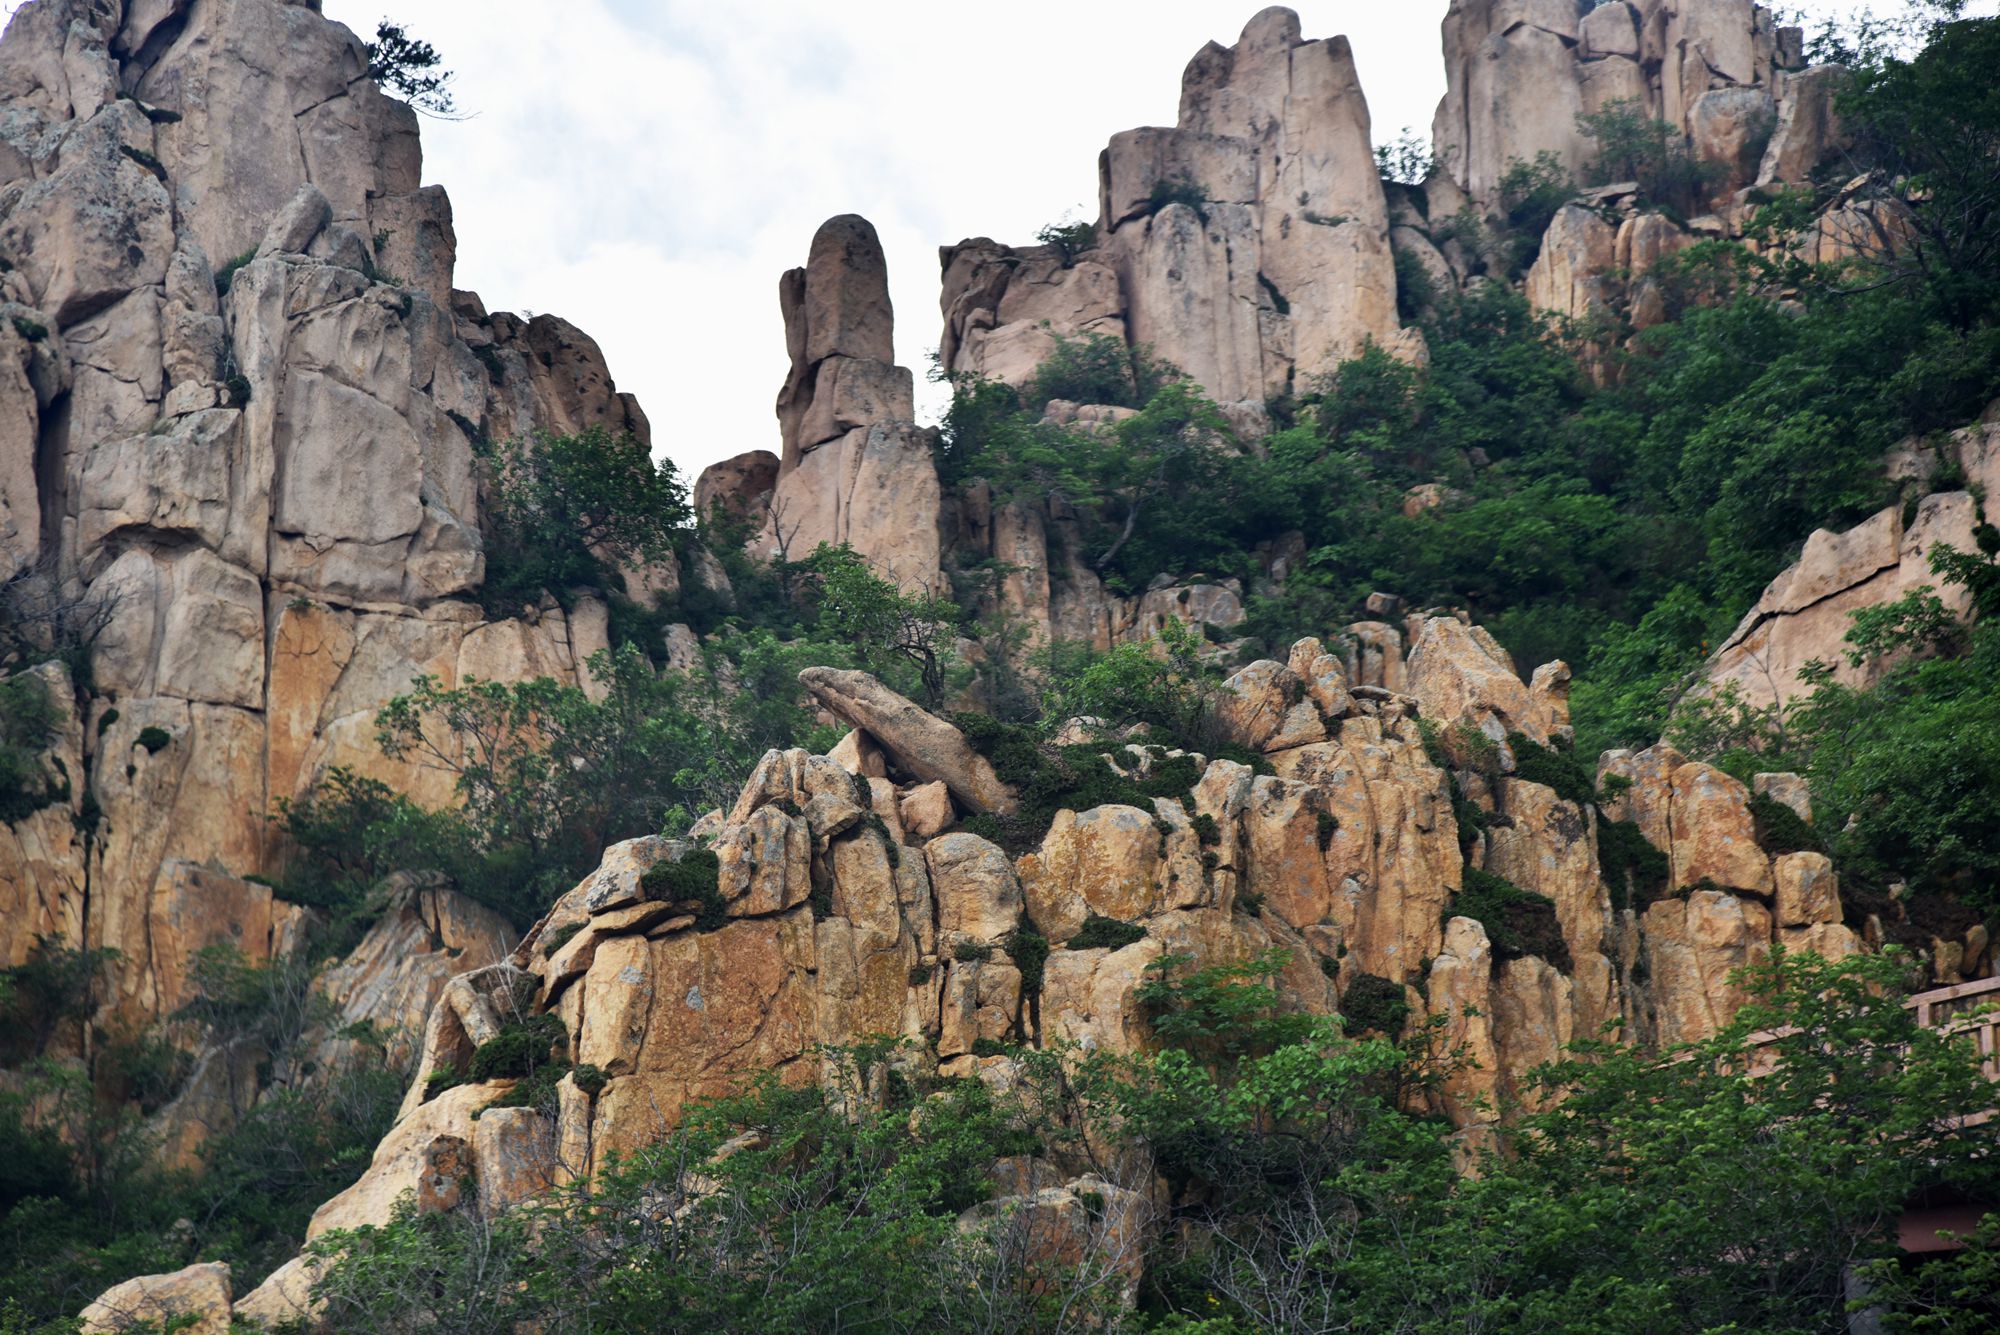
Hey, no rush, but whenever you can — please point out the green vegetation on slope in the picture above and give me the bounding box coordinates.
[288,950,1999,1334]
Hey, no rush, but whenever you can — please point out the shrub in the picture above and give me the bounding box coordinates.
[1022,331,1164,412]
[468,1014,566,1083]
[0,673,61,824]
[1340,972,1410,1036]
[1578,98,1722,216]
[364,20,457,115]
[213,247,256,297]
[1144,173,1208,221]
[1597,816,1670,913]
[1067,915,1146,951]
[1506,731,1597,806]
[641,849,726,930]
[1497,151,1574,272]
[134,726,171,755]
[1004,927,1049,994]
[479,427,691,615]
[1034,218,1097,265]
[1449,867,1571,970]
[1749,792,1823,856]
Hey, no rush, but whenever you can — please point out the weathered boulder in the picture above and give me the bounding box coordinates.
[960,1174,1151,1308]
[798,668,1017,814]
[694,448,779,523]
[81,1261,232,1335]
[929,832,1024,944]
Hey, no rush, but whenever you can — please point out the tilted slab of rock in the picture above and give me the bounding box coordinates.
[798,668,1017,814]
[1704,430,1997,711]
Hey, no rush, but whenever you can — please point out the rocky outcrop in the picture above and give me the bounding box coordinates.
[80,1261,233,1335]
[0,0,644,1048]
[940,9,1406,426]
[1704,419,1999,713]
[765,215,940,593]
[1433,0,1802,213]
[157,603,1978,1318]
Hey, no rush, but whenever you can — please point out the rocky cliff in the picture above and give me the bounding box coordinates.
[225,609,1952,1324]
[0,0,653,1050]
[0,3,1986,1327]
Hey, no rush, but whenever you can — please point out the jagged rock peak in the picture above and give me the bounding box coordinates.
[765,213,939,593]
[942,6,1412,430]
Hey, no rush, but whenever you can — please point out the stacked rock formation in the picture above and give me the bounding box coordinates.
[0,0,652,1041]
[216,607,1961,1326]
[1433,0,1804,212]
[939,8,1411,426]
[764,214,941,593]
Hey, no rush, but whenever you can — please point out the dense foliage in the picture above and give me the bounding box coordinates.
[288,950,1999,1334]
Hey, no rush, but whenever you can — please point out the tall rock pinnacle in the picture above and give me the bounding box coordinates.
[766,215,941,593]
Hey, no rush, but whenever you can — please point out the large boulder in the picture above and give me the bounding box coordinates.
[798,668,1017,814]
[82,1261,232,1335]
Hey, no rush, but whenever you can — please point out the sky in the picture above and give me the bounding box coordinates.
[0,1,1964,482]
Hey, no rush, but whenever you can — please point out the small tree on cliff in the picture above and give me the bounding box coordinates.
[802,544,959,707]
[479,427,692,616]
[364,20,458,116]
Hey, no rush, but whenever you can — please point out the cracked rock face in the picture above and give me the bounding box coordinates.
[1703,423,2000,711]
[0,0,644,1050]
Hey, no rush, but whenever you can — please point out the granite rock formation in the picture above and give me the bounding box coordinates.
[0,0,644,1046]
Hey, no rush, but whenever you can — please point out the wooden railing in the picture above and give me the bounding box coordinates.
[1909,974,2000,1081]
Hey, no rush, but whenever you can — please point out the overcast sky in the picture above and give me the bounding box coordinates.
[0,1,1956,482]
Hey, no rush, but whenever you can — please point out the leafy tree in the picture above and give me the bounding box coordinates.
[801,543,959,706]
[364,20,457,116]
[1578,98,1723,217]
[1496,151,1575,273]
[1036,217,1098,265]
[479,427,691,616]
[1825,4,2000,325]
[0,672,61,824]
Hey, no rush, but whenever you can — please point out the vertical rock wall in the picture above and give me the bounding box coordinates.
[0,0,648,1037]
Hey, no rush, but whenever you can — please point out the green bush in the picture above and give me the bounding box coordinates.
[478,426,691,616]
[0,674,61,824]
[1597,815,1670,913]
[1450,868,1572,970]
[641,849,726,930]
[1067,915,1146,951]
[1506,731,1597,806]
[1339,972,1410,1036]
